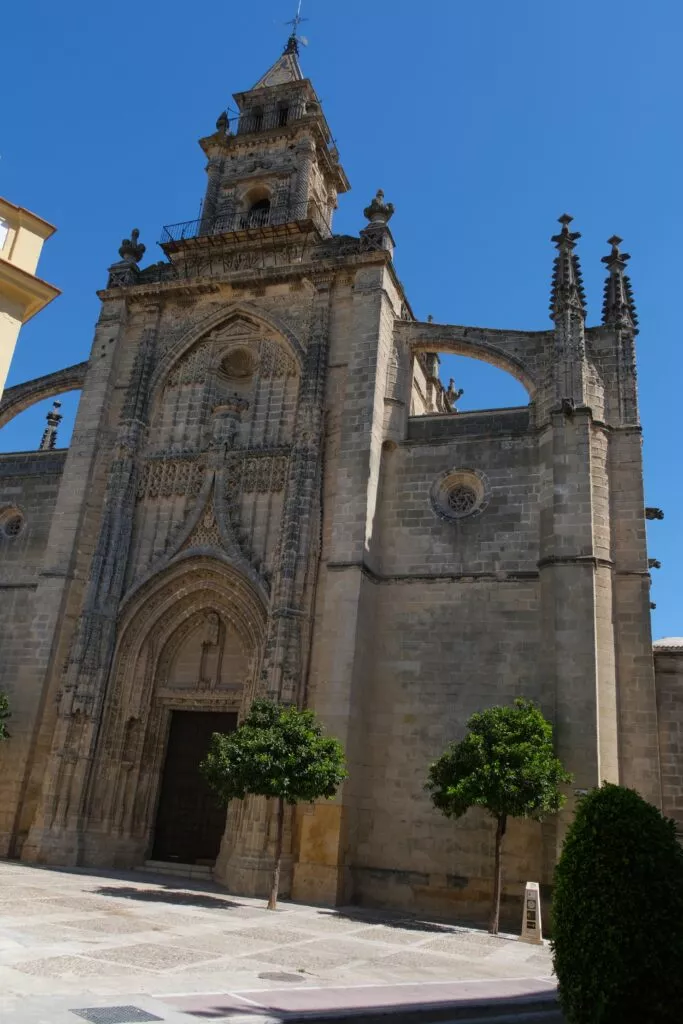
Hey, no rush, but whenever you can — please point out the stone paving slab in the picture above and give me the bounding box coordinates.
[0,862,558,1022]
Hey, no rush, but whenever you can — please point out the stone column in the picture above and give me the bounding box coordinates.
[538,407,619,862]
[200,158,224,233]
[293,138,315,221]
[291,262,397,905]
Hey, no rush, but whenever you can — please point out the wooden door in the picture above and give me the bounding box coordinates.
[152,710,237,864]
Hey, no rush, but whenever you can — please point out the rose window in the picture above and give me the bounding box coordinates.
[446,485,478,516]
[1,513,24,538]
[430,470,488,522]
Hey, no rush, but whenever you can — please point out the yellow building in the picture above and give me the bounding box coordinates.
[0,197,60,399]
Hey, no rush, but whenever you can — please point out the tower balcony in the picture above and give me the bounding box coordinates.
[159,199,331,255]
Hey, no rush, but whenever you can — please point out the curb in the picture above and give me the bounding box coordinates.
[280,994,562,1023]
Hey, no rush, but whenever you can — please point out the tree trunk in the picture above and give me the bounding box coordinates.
[267,796,285,911]
[489,813,507,935]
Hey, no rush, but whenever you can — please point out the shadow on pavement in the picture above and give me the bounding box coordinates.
[181,989,562,1022]
[324,908,460,934]
[93,885,242,911]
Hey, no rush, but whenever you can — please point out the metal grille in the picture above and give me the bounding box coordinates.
[71,1007,162,1023]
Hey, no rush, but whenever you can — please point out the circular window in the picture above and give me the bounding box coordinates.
[447,485,478,516]
[221,347,255,381]
[430,469,489,523]
[1,512,24,538]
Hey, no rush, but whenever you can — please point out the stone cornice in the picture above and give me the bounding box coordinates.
[96,247,396,303]
[325,561,539,585]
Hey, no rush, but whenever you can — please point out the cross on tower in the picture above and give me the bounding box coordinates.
[285,0,308,53]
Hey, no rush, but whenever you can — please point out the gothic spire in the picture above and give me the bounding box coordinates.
[39,401,62,451]
[601,235,639,332]
[550,214,587,321]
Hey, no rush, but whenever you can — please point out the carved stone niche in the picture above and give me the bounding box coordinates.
[157,608,252,694]
[211,395,249,447]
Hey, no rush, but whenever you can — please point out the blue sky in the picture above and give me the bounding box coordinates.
[1,0,680,637]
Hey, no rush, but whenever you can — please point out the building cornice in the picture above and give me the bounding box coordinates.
[0,197,57,240]
[0,257,60,321]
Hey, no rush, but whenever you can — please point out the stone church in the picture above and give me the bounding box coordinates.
[1,37,681,920]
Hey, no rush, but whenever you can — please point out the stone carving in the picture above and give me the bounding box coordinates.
[137,459,203,502]
[167,342,211,386]
[199,611,223,687]
[431,468,489,523]
[118,228,146,265]
[447,485,477,516]
[242,455,288,493]
[182,505,223,550]
[259,339,296,378]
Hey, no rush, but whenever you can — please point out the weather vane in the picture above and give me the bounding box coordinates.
[285,0,309,50]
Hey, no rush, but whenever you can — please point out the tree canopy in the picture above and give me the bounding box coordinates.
[426,697,571,932]
[201,698,347,910]
[426,697,571,822]
[552,783,683,1023]
[201,698,347,806]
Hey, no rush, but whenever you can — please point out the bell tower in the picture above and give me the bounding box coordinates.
[178,37,349,251]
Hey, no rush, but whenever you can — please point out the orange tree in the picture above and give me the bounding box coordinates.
[426,697,571,933]
[201,698,347,910]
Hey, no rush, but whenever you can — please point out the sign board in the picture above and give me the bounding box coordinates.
[519,880,543,944]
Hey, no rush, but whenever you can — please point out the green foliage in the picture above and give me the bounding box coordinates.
[552,783,683,1024]
[426,698,571,822]
[200,698,347,807]
[0,693,10,740]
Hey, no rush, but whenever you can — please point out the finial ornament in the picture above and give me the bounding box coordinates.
[39,400,63,451]
[446,378,464,410]
[602,234,638,331]
[363,189,395,226]
[118,228,146,264]
[550,213,586,320]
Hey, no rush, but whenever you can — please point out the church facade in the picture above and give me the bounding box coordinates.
[0,40,679,921]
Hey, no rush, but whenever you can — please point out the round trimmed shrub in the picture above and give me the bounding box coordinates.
[552,783,683,1023]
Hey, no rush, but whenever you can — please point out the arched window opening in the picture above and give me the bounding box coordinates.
[277,103,289,128]
[410,353,529,417]
[247,197,271,227]
[240,187,272,229]
[0,390,81,453]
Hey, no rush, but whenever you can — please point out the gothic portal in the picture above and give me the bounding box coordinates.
[0,36,676,922]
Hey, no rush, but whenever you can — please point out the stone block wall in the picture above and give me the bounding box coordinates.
[0,450,66,855]
[654,643,683,828]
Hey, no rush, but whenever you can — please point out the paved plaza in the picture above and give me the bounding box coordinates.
[0,862,558,1022]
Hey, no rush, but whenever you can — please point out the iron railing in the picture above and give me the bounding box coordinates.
[160,200,331,246]
[221,105,305,137]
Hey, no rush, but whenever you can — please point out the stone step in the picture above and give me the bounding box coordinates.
[136,859,214,880]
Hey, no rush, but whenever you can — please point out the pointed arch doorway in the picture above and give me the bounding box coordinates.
[152,709,236,864]
[81,559,267,870]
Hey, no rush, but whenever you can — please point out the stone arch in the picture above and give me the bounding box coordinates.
[151,302,306,403]
[0,361,87,429]
[398,322,543,400]
[83,557,267,865]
